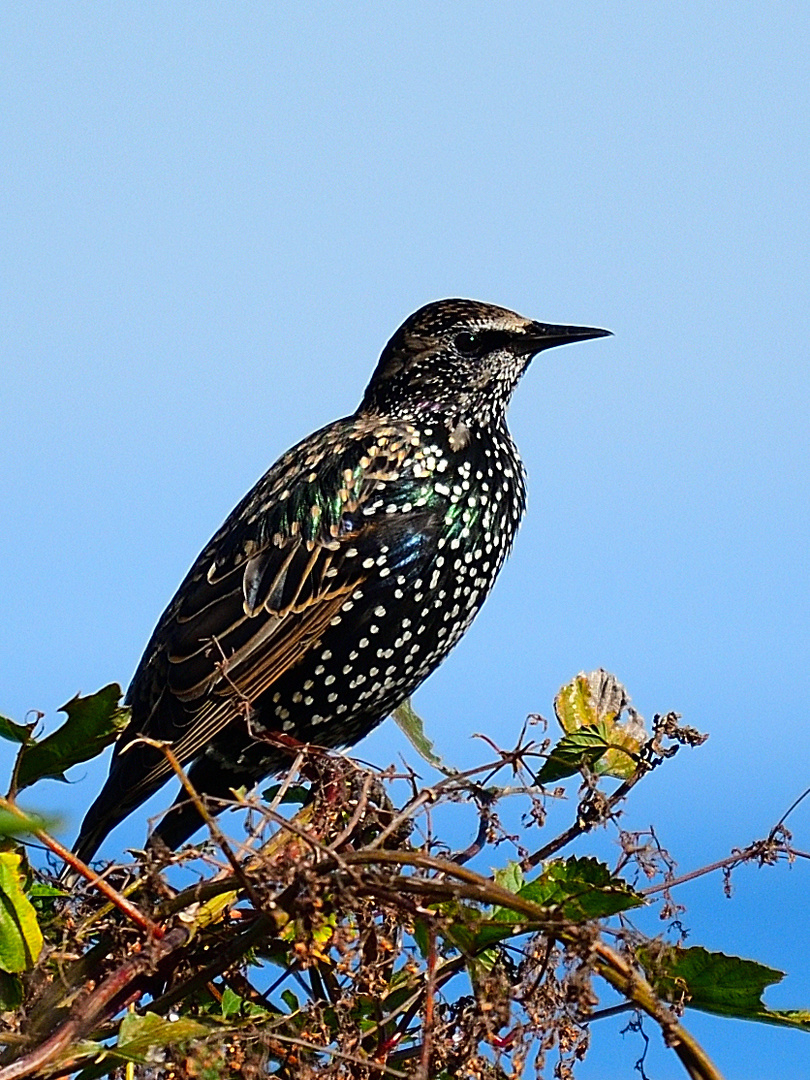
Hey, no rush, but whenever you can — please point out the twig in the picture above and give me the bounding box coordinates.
[366,788,436,851]
[641,835,793,897]
[450,799,492,865]
[584,1002,636,1023]
[769,785,810,838]
[246,1032,410,1078]
[266,748,308,816]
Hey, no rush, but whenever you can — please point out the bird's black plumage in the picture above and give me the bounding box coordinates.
[70,299,610,866]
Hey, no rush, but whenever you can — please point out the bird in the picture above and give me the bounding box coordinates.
[68,298,610,868]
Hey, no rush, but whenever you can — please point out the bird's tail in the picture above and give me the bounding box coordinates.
[57,740,171,886]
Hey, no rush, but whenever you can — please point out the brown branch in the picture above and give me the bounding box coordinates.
[521,771,645,871]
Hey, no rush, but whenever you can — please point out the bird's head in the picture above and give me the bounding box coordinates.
[359,298,610,424]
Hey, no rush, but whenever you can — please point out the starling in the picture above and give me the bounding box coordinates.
[69,299,610,866]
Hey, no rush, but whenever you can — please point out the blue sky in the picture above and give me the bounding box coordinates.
[2,4,809,1076]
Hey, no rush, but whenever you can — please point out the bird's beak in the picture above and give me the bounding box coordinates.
[517,322,612,355]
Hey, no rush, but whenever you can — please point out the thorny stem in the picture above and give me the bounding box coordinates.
[418,923,437,1080]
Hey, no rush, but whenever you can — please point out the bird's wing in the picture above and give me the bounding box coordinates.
[116,417,435,798]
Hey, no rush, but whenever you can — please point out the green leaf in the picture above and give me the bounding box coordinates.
[514,856,645,921]
[470,857,645,947]
[0,714,35,745]
[537,725,613,783]
[442,916,512,955]
[392,699,454,772]
[427,859,643,960]
[414,900,481,957]
[414,901,502,980]
[220,985,271,1020]
[221,985,242,1018]
[493,861,523,895]
[14,684,129,791]
[281,988,301,1013]
[641,945,810,1031]
[260,783,311,805]
[413,916,430,958]
[0,850,44,972]
[28,881,65,898]
[50,1041,112,1080]
[116,1010,213,1063]
[28,881,66,915]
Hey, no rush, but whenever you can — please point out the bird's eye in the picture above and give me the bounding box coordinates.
[454,331,480,356]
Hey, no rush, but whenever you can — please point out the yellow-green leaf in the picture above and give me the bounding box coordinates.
[0,851,43,972]
[550,671,647,780]
[594,718,646,780]
[554,670,626,733]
